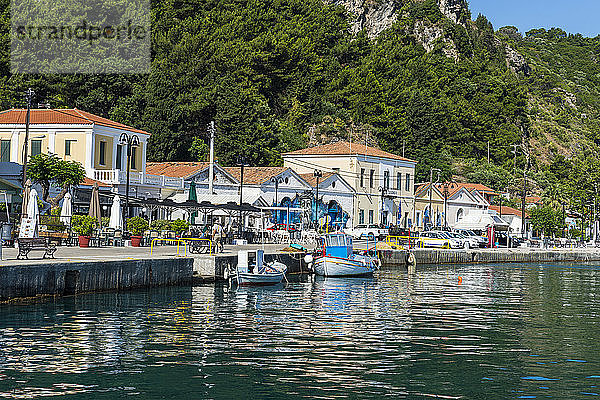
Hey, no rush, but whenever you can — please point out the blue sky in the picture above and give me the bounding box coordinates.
[468,0,600,37]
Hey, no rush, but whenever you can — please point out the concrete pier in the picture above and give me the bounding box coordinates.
[379,248,600,268]
[0,257,193,302]
[0,245,309,302]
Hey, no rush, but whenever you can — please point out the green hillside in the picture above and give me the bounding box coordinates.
[0,0,598,209]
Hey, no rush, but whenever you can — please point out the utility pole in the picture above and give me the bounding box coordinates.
[208,121,215,195]
[314,170,322,229]
[238,156,246,238]
[521,147,529,240]
[428,168,440,230]
[22,88,35,185]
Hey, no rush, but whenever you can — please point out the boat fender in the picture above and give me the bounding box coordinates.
[406,252,416,267]
[223,268,229,280]
[304,254,314,264]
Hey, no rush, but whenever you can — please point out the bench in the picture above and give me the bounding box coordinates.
[17,238,57,260]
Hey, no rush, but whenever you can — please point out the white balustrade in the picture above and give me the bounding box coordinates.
[90,169,184,189]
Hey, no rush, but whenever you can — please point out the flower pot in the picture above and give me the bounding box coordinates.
[78,235,90,247]
[131,236,142,247]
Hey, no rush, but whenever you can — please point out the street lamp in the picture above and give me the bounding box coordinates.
[313,170,323,229]
[441,181,456,229]
[238,156,247,238]
[378,186,388,227]
[22,88,35,186]
[428,168,441,230]
[119,132,139,231]
[271,176,283,225]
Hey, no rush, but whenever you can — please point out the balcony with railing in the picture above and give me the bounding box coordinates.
[92,169,184,189]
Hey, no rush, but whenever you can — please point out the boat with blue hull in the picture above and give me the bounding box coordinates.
[314,233,379,277]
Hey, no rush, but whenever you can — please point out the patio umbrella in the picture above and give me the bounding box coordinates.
[88,182,102,227]
[27,188,40,237]
[21,179,31,218]
[60,192,72,226]
[188,180,197,224]
[109,195,123,230]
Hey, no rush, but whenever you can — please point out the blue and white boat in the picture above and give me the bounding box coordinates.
[313,233,379,277]
[233,249,288,286]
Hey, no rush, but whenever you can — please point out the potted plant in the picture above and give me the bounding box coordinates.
[170,219,189,237]
[71,215,97,247]
[127,216,149,247]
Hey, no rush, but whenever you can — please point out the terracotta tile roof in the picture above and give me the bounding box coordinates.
[457,183,499,195]
[489,205,529,219]
[299,172,334,187]
[224,166,288,185]
[146,162,208,178]
[282,141,417,163]
[0,108,150,135]
[80,177,111,187]
[526,196,542,204]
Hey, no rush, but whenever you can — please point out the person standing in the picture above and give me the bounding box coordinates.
[212,221,224,253]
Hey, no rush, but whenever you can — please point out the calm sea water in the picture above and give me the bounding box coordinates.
[2,263,600,399]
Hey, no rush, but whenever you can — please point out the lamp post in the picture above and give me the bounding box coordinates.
[238,156,247,238]
[271,176,283,225]
[119,132,139,231]
[313,170,322,229]
[22,88,35,185]
[441,181,455,229]
[378,186,388,227]
[428,168,441,230]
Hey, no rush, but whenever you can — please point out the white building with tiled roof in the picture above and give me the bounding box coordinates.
[149,161,355,229]
[282,141,417,228]
[0,108,183,207]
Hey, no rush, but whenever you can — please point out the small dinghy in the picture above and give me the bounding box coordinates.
[232,249,288,286]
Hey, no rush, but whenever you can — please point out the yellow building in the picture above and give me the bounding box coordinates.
[0,108,183,199]
[282,141,417,228]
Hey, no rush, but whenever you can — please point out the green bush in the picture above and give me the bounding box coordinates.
[150,219,172,231]
[127,216,149,236]
[170,219,189,235]
[71,215,97,236]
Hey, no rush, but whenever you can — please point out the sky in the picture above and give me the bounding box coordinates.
[467,0,600,37]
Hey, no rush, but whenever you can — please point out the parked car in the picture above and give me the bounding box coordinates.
[419,231,456,249]
[455,229,488,248]
[431,231,468,249]
[446,231,477,249]
[348,224,389,240]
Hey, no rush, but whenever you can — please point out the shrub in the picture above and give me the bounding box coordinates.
[170,219,189,235]
[150,219,172,231]
[127,216,149,236]
[71,215,97,236]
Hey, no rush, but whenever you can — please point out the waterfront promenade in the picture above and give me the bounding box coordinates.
[0,243,290,267]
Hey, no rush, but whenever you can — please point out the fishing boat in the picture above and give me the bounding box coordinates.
[231,249,288,286]
[313,233,379,277]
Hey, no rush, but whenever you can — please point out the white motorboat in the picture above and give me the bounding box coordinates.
[313,233,379,277]
[233,249,288,286]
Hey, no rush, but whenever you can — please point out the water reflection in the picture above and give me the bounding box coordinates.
[1,263,600,398]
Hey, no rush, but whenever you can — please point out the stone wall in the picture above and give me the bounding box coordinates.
[0,257,193,302]
[379,248,600,268]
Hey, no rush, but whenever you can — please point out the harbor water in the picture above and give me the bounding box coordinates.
[2,262,600,399]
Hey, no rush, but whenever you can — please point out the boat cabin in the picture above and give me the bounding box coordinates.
[322,234,353,259]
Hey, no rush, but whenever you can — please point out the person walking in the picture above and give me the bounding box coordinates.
[212,221,224,253]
